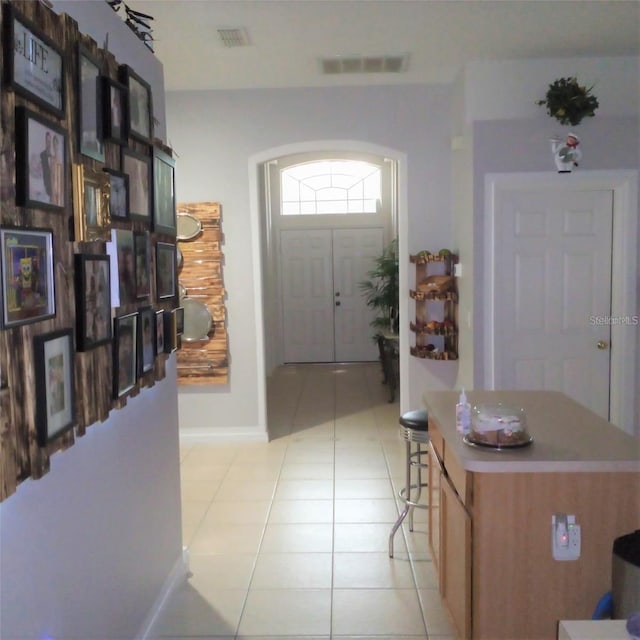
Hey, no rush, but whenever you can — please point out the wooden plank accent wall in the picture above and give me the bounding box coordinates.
[176,202,228,385]
[0,0,175,502]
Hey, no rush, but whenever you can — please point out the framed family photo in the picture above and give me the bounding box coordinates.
[72,163,111,242]
[163,308,178,354]
[0,227,55,328]
[33,328,76,446]
[77,45,104,162]
[119,64,153,142]
[153,147,177,235]
[15,106,66,211]
[74,254,112,351]
[121,148,151,222]
[155,308,165,354]
[101,76,127,144]
[103,168,128,220]
[155,242,176,300]
[113,229,135,305]
[134,231,151,299]
[113,311,137,398]
[3,4,65,117]
[138,306,156,375]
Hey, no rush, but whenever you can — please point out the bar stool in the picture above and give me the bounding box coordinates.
[388,409,429,557]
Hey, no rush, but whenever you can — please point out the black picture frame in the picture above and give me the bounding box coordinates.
[163,308,178,354]
[113,311,138,398]
[77,45,104,162]
[34,328,76,446]
[121,147,151,222]
[15,106,66,211]
[112,228,135,306]
[0,226,55,328]
[3,4,65,117]
[155,242,176,300]
[155,308,165,354]
[100,76,127,144]
[153,147,177,236]
[137,306,156,375]
[119,64,153,142]
[74,254,112,351]
[103,168,129,220]
[174,306,185,335]
[134,231,151,299]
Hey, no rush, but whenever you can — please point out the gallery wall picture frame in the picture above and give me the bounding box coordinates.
[133,230,151,299]
[113,228,135,305]
[2,4,65,117]
[100,76,127,144]
[74,254,112,351]
[137,306,156,375]
[121,147,151,222]
[113,311,138,398]
[72,163,111,242]
[103,168,129,220]
[77,45,104,162]
[155,308,165,354]
[119,64,153,142]
[153,147,177,236]
[33,328,76,447]
[155,242,176,300]
[163,308,178,354]
[0,227,55,329]
[15,106,67,211]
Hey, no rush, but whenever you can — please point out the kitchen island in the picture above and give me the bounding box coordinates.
[423,390,640,640]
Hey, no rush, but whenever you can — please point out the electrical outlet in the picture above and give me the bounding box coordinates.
[552,513,581,561]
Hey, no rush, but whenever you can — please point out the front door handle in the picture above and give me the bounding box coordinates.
[335,301,341,306]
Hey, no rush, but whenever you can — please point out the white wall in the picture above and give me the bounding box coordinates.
[166,83,455,436]
[0,3,183,638]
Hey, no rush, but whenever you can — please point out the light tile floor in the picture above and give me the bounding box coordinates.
[150,362,455,640]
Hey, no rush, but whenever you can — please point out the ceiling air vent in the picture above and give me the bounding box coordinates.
[217,28,251,47]
[321,54,409,75]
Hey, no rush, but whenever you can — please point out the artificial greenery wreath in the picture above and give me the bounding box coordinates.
[537,76,599,126]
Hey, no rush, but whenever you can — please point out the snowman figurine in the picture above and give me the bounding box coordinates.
[551,133,582,173]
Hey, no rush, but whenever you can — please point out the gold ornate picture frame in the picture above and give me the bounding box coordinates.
[72,163,111,242]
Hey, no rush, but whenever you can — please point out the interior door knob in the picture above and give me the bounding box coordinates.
[335,301,341,306]
[597,340,609,350]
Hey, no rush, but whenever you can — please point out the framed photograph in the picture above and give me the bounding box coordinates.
[155,308,165,354]
[138,306,156,374]
[3,4,64,117]
[153,147,176,235]
[155,242,176,300]
[101,76,127,144]
[72,163,111,242]
[15,106,66,211]
[134,231,151,299]
[113,229,135,305]
[103,168,129,220]
[74,254,112,351]
[163,308,178,353]
[77,46,104,162]
[0,227,55,328]
[175,306,185,335]
[33,328,76,446]
[121,148,150,222]
[113,311,138,398]
[119,64,153,142]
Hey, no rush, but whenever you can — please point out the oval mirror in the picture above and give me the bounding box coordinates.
[176,245,183,270]
[176,213,202,241]
[182,298,213,342]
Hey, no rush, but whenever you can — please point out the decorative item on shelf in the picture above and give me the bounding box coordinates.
[537,76,599,126]
[417,274,454,295]
[550,132,582,173]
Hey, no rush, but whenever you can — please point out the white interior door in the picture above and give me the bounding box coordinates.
[280,228,382,363]
[493,188,613,419]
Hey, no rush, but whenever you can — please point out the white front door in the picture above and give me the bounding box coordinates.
[280,228,383,363]
[492,188,613,419]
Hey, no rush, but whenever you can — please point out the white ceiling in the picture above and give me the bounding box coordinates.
[125,0,640,92]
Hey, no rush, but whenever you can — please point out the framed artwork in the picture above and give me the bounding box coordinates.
[155,242,176,300]
[138,306,156,374]
[155,308,165,354]
[74,254,112,351]
[121,148,151,222]
[77,46,104,162]
[113,311,138,398]
[119,64,153,142]
[3,4,65,117]
[112,228,135,305]
[0,227,55,328]
[15,106,66,211]
[133,231,151,299]
[72,163,111,242]
[101,76,127,144]
[163,308,178,353]
[33,328,76,446]
[153,147,177,235]
[103,168,129,220]
[174,306,185,335]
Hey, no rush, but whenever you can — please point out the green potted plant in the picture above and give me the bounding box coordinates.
[359,238,399,336]
[537,76,599,126]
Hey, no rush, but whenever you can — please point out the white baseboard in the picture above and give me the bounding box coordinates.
[179,426,269,443]
[135,547,191,640]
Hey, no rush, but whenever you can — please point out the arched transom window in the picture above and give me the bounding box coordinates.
[281,159,381,215]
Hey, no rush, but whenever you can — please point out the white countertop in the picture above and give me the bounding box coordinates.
[558,619,630,640]
[423,390,640,473]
